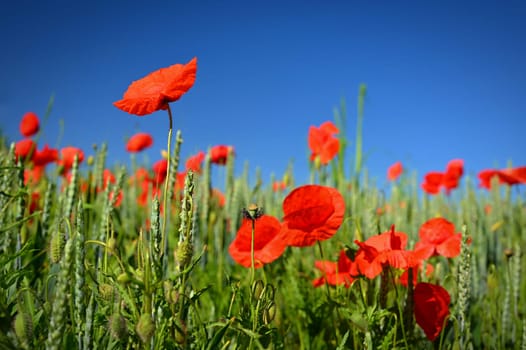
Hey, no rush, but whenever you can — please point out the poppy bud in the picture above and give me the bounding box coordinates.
[264,284,275,302]
[251,280,265,302]
[263,302,276,325]
[134,268,144,281]
[107,237,117,254]
[85,156,93,166]
[117,273,130,285]
[163,281,179,304]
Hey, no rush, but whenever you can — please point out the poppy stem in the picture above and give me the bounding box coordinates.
[167,104,174,130]
[316,241,331,297]
[161,105,174,262]
[250,219,256,285]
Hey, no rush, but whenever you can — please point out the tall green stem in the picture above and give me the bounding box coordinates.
[161,105,174,259]
[250,219,256,286]
[354,84,366,181]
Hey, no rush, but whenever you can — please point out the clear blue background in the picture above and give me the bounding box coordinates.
[1,0,525,189]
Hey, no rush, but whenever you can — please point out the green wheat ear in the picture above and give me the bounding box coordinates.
[108,312,128,341]
[46,237,74,350]
[14,310,33,349]
[457,224,472,347]
[136,313,155,344]
[49,228,64,264]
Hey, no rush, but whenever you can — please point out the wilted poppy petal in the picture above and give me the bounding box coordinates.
[414,282,450,341]
[282,185,345,247]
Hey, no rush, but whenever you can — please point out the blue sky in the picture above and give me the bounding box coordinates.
[1,1,525,189]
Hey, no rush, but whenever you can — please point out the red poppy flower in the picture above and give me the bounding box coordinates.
[421,172,443,195]
[211,188,226,207]
[443,159,464,193]
[414,218,461,259]
[398,263,434,287]
[504,166,526,184]
[351,225,410,279]
[33,144,58,167]
[28,192,41,214]
[281,184,345,247]
[24,166,45,185]
[414,282,450,341]
[137,179,152,207]
[478,166,526,189]
[313,249,356,288]
[114,57,197,116]
[100,169,116,191]
[228,215,287,268]
[308,121,340,165]
[126,133,153,153]
[272,181,287,192]
[15,139,37,161]
[210,145,234,165]
[421,159,464,195]
[20,112,40,137]
[57,146,84,173]
[152,159,168,186]
[387,161,403,181]
[446,159,463,176]
[185,151,205,173]
[109,191,123,208]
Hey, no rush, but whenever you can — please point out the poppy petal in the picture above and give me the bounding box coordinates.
[228,215,287,268]
[114,57,197,116]
[282,185,345,247]
[436,233,461,258]
[419,218,455,245]
[414,283,450,341]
